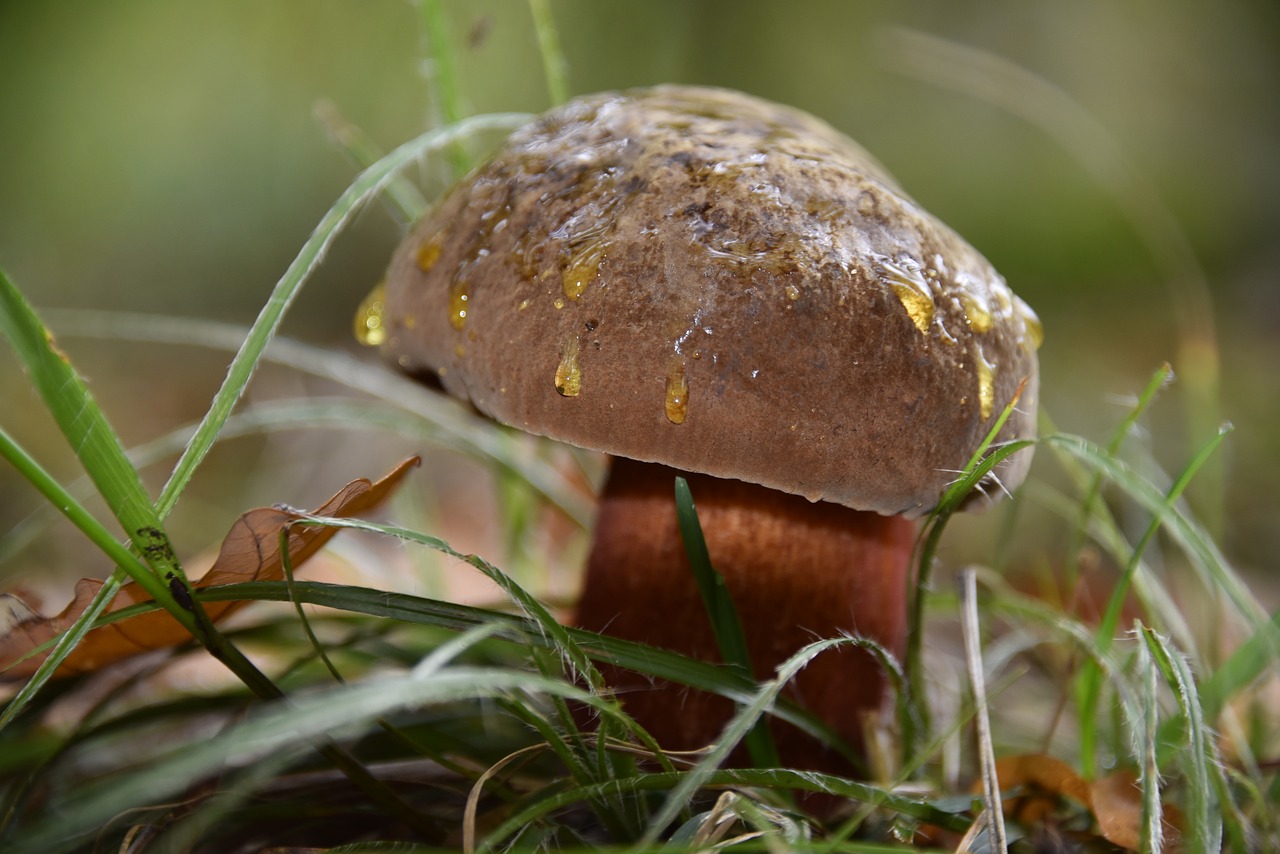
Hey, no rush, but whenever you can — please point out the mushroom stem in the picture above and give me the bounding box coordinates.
[575,457,915,773]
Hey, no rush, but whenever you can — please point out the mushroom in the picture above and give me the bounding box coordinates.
[373,85,1041,773]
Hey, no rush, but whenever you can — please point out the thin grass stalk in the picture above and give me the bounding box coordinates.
[959,570,1007,853]
[9,667,612,852]
[904,384,1031,762]
[479,766,972,852]
[641,637,853,845]
[1046,433,1274,658]
[529,0,569,105]
[154,113,530,522]
[40,310,587,527]
[880,27,1223,533]
[1135,627,1165,854]
[1077,422,1231,775]
[1138,626,1223,853]
[418,0,471,177]
[1066,363,1173,584]
[313,98,428,225]
[674,475,781,770]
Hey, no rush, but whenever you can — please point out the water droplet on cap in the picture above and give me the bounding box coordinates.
[555,337,582,397]
[664,360,689,424]
[960,292,993,334]
[878,256,935,335]
[449,285,470,330]
[975,347,996,420]
[562,241,606,300]
[1016,297,1044,350]
[354,282,387,347]
[416,235,443,272]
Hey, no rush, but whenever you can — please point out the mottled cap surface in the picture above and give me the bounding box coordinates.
[380,85,1040,517]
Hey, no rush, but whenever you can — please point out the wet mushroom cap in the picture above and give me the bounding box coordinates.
[380,85,1040,517]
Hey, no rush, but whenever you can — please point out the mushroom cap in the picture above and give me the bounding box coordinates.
[381,85,1040,517]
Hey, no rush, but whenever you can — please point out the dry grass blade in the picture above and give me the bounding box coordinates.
[960,569,1007,853]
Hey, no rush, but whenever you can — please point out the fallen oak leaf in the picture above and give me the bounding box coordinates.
[0,457,419,680]
[992,753,1092,826]
[1090,769,1183,851]
[982,755,1183,851]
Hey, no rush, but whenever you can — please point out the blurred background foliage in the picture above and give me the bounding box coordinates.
[0,1,1276,593]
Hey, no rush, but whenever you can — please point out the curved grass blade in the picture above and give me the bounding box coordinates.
[640,636,880,844]
[882,27,1223,531]
[1076,422,1232,772]
[904,381,1033,761]
[154,112,531,521]
[1137,626,1226,853]
[43,311,591,527]
[1044,433,1274,654]
[477,766,971,852]
[8,666,611,852]
[191,580,845,748]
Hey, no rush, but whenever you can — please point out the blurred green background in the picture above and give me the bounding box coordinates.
[1,1,1276,590]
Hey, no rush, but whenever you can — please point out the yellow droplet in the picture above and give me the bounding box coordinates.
[879,258,935,334]
[518,299,530,311]
[354,282,387,347]
[455,343,466,358]
[449,284,470,330]
[554,337,582,397]
[960,292,993,334]
[562,241,606,301]
[975,348,996,420]
[1016,297,1044,350]
[664,360,689,424]
[416,234,443,272]
[553,297,566,310]
[784,283,801,301]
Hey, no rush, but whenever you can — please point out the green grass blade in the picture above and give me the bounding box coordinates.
[292,515,607,695]
[673,478,782,770]
[1198,607,1280,721]
[477,766,971,852]
[0,272,180,585]
[41,310,592,527]
[314,98,428,225]
[8,666,608,852]
[154,113,531,521]
[418,0,471,178]
[1067,363,1173,581]
[0,425,155,727]
[190,580,842,745]
[1077,423,1232,774]
[904,382,1034,762]
[0,269,197,640]
[641,637,872,845]
[674,477,753,681]
[1138,626,1222,853]
[529,0,570,105]
[1134,629,1164,854]
[1046,433,1275,655]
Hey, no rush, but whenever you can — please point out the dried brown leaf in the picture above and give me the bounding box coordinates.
[0,458,419,680]
[1090,769,1183,851]
[985,755,1183,851]
[992,753,1092,825]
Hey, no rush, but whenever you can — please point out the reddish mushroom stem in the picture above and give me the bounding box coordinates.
[575,457,915,773]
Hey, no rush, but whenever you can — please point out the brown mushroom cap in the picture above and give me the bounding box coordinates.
[381,85,1040,517]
